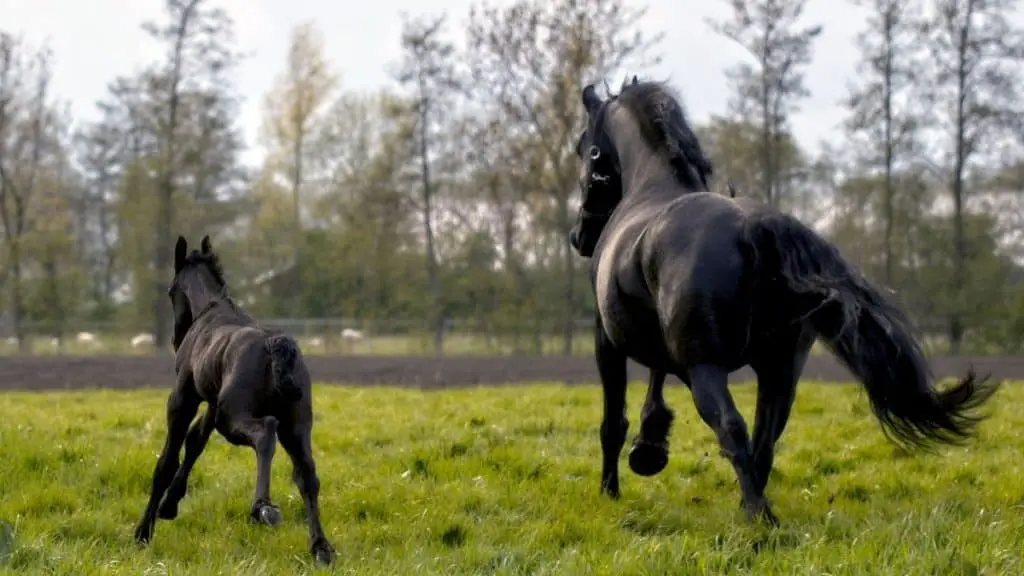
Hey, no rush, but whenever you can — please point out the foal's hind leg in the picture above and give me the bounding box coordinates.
[628,369,674,476]
[278,415,336,565]
[158,407,217,520]
[218,412,283,527]
[134,380,201,543]
[750,328,814,495]
[688,363,775,524]
[595,318,629,498]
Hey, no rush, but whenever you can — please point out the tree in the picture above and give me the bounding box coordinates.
[142,0,242,348]
[919,0,1024,352]
[708,0,822,209]
[0,32,57,351]
[261,21,338,314]
[394,13,461,355]
[465,0,661,355]
[844,0,923,285]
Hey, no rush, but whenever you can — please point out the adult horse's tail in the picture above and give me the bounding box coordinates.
[744,211,999,451]
[266,334,303,402]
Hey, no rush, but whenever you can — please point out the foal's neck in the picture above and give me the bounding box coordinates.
[183,280,225,319]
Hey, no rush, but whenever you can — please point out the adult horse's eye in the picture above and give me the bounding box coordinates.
[589,146,601,161]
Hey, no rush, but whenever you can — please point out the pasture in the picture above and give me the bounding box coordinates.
[1,379,1022,575]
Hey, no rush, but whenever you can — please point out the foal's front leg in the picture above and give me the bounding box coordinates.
[158,407,217,520]
[628,369,674,476]
[595,319,629,498]
[134,379,200,543]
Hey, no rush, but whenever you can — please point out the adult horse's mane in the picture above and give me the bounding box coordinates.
[608,78,714,190]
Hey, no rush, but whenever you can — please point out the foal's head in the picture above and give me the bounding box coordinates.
[169,235,227,349]
[569,76,714,257]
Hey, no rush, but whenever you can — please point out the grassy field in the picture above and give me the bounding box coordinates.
[0,380,1022,575]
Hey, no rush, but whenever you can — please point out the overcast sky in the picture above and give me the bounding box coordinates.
[2,0,917,167]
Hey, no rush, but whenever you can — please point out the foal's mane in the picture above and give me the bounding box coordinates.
[180,248,227,290]
[609,79,713,190]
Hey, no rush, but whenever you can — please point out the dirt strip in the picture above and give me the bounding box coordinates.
[0,354,1021,392]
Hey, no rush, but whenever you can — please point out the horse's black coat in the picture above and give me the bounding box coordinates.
[569,77,1000,523]
[133,235,335,564]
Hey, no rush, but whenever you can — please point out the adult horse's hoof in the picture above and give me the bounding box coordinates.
[628,440,668,476]
[312,537,336,565]
[252,504,283,527]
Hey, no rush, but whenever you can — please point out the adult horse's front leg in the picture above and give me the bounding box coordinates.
[688,363,776,525]
[595,318,628,499]
[629,369,673,476]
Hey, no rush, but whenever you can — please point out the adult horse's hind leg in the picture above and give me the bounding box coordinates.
[629,370,673,476]
[278,414,336,565]
[750,328,814,495]
[218,411,283,527]
[158,407,217,520]
[134,380,201,543]
[595,318,629,498]
[688,363,776,525]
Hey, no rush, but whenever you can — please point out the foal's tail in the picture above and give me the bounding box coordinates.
[265,334,303,402]
[744,211,999,451]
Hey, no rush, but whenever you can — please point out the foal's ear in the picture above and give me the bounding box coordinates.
[582,84,602,115]
[631,75,638,85]
[174,236,188,273]
[200,235,212,254]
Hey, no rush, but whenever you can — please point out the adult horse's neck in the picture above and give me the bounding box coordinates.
[607,105,696,201]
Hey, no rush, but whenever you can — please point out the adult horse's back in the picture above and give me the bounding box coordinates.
[569,77,999,523]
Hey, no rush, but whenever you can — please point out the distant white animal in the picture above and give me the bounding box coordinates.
[5,337,16,346]
[76,332,96,343]
[131,333,155,348]
[341,328,364,342]
[309,337,324,348]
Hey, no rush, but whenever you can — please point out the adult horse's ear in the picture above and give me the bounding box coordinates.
[631,75,638,85]
[174,236,188,273]
[582,84,602,115]
[200,235,212,254]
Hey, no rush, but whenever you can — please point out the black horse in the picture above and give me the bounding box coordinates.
[569,77,999,523]
[133,235,336,564]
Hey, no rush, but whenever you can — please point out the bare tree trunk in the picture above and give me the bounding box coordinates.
[949,15,970,355]
[560,193,574,356]
[418,108,445,356]
[152,1,197,350]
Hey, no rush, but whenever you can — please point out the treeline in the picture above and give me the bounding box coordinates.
[0,0,1022,355]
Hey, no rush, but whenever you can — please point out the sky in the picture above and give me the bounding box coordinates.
[2,0,888,167]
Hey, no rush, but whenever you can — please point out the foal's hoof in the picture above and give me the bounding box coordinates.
[312,537,336,565]
[628,440,669,477]
[133,523,153,545]
[743,498,779,527]
[252,504,283,527]
[156,499,179,520]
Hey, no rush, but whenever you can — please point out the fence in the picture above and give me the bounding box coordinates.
[3,314,1020,357]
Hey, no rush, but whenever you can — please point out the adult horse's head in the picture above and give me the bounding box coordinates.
[169,235,227,350]
[569,76,714,257]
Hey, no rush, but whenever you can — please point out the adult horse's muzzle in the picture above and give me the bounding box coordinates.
[569,207,611,258]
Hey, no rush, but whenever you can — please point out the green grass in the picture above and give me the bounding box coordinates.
[0,381,1022,575]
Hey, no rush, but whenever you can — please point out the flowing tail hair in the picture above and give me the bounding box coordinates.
[266,333,303,402]
[743,211,999,451]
